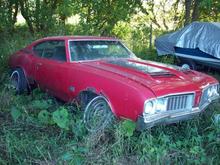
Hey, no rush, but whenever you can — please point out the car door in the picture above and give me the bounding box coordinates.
[33,40,71,101]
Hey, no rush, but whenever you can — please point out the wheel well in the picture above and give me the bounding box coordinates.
[77,90,116,116]
[11,67,25,76]
[78,90,99,109]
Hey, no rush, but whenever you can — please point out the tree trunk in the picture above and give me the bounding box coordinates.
[19,0,35,33]
[184,0,192,26]
[12,2,19,25]
[149,23,152,50]
[192,0,200,22]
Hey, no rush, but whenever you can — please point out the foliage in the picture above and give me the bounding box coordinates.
[200,0,220,21]
[10,106,21,121]
[119,120,136,137]
[38,110,50,124]
[75,0,142,35]
[52,107,70,130]
[0,0,18,32]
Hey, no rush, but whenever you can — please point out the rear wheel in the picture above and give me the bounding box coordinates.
[83,96,114,132]
[10,68,28,94]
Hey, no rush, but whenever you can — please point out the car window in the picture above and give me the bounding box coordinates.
[33,42,49,57]
[33,40,67,62]
[69,40,133,61]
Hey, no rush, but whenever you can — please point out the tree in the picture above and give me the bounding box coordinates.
[199,0,220,21]
[0,0,19,32]
[183,0,219,26]
[184,0,192,25]
[76,0,142,36]
[18,0,63,33]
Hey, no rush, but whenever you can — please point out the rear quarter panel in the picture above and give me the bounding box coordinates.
[9,47,34,76]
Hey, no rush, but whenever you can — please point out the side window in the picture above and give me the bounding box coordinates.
[33,42,49,57]
[33,40,67,62]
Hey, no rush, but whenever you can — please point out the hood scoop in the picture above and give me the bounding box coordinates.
[107,60,174,76]
[149,72,176,77]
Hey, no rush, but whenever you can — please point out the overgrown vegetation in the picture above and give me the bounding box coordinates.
[1,74,220,164]
[0,0,220,164]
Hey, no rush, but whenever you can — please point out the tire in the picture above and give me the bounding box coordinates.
[83,96,114,132]
[10,68,28,94]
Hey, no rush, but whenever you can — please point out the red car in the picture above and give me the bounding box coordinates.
[9,36,219,132]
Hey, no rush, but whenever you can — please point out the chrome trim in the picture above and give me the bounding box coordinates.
[143,91,196,112]
[166,94,194,111]
[157,91,196,99]
[142,83,220,124]
[143,97,219,124]
[201,82,219,91]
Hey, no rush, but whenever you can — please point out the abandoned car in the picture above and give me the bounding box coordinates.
[9,36,220,131]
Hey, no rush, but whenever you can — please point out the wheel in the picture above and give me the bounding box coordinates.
[83,96,114,132]
[10,68,28,94]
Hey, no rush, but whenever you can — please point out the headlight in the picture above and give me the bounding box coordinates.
[144,100,155,114]
[207,85,219,98]
[144,98,168,115]
[200,84,219,107]
[155,98,168,113]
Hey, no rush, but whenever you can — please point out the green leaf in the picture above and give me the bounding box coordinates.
[38,110,50,124]
[10,107,21,121]
[52,107,69,130]
[120,119,136,137]
[31,100,51,110]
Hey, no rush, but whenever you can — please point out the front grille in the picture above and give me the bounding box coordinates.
[166,94,194,111]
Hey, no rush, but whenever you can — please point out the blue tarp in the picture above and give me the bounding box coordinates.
[155,22,220,59]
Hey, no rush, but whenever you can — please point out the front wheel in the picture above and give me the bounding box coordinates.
[83,96,114,132]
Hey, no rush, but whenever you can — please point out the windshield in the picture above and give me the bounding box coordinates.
[69,40,134,61]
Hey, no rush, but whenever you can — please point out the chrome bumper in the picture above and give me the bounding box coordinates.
[137,97,219,130]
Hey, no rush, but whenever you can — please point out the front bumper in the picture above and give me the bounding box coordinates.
[137,97,219,130]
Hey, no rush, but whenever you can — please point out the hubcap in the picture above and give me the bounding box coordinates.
[10,71,19,91]
[84,96,112,132]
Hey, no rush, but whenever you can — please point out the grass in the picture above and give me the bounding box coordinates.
[0,28,220,164]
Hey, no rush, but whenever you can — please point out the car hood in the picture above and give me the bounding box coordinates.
[80,58,214,97]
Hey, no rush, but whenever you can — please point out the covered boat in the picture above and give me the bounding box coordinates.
[155,22,220,69]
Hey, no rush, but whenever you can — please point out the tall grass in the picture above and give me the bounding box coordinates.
[1,83,220,164]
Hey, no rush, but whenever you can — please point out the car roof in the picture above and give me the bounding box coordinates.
[37,36,119,41]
